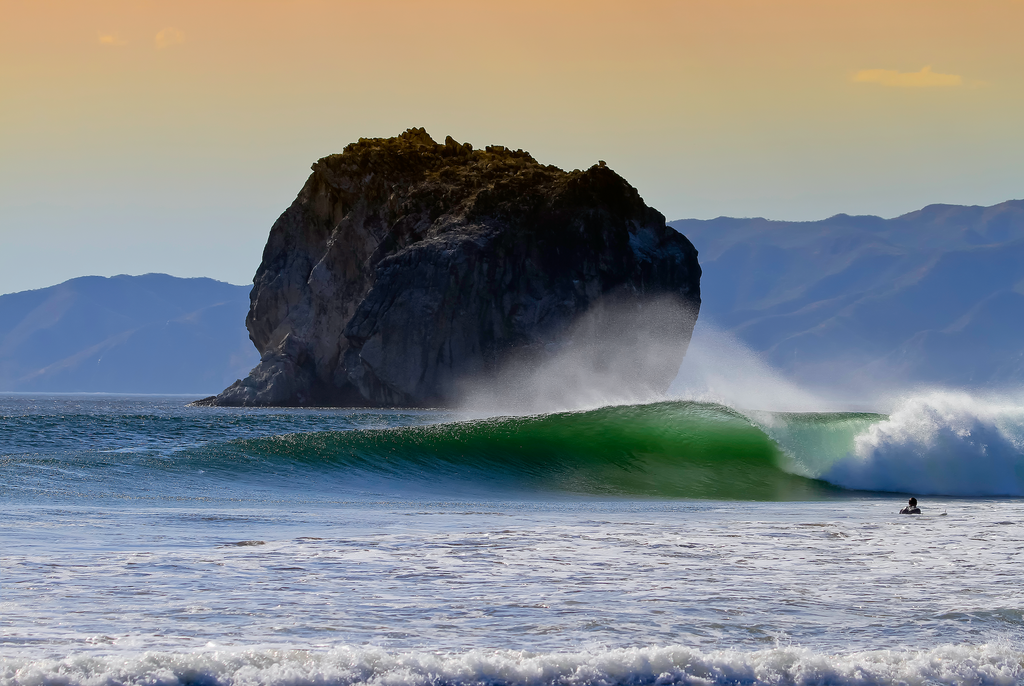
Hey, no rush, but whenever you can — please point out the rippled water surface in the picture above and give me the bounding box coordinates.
[5,496,1024,659]
[2,395,1023,686]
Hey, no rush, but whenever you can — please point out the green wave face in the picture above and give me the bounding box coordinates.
[237,401,855,500]
[748,411,885,477]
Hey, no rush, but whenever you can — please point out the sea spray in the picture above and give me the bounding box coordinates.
[669,323,827,413]
[457,297,698,417]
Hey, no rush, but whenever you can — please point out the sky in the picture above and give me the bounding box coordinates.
[2,0,1022,295]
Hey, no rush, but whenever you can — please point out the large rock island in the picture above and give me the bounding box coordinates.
[202,129,701,408]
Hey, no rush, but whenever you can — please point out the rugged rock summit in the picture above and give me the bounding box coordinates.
[203,128,700,407]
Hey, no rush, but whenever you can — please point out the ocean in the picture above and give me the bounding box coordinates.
[2,392,1024,685]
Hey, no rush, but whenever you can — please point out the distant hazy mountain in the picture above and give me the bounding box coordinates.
[671,199,1024,393]
[0,274,259,394]
[7,200,1023,397]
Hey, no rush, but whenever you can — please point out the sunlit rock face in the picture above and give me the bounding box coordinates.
[203,128,701,407]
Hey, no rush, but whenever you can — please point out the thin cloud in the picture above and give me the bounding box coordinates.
[154,27,185,49]
[98,34,127,46]
[853,66,962,88]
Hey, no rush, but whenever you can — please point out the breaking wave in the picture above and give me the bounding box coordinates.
[3,643,1022,686]
[228,401,833,501]
[208,392,1024,498]
[822,391,1024,496]
[6,393,1024,499]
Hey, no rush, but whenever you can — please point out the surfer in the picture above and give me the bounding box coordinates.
[899,497,921,515]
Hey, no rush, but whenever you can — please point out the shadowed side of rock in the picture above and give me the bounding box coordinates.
[201,128,701,407]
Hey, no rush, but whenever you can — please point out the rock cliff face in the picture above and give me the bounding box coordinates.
[205,128,701,407]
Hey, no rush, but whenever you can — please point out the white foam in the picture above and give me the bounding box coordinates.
[825,390,1024,495]
[3,643,1022,686]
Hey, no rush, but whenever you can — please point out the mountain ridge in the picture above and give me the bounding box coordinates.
[670,198,1024,393]
[0,274,258,394]
[4,197,1021,396]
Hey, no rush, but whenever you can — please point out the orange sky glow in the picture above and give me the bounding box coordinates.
[1,0,1022,292]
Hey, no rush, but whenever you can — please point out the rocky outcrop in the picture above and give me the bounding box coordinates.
[201,128,701,407]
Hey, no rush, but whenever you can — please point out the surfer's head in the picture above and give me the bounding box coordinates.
[908,497,917,507]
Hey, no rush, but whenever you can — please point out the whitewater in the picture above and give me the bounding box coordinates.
[3,387,1024,685]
